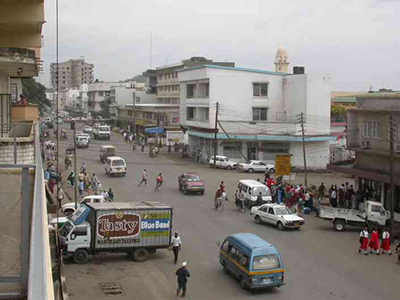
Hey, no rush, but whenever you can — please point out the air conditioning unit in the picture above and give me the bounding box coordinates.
[360,140,370,149]
[395,144,400,153]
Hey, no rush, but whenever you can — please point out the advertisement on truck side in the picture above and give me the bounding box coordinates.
[94,209,172,249]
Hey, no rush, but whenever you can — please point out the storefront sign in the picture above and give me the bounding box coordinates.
[275,154,291,176]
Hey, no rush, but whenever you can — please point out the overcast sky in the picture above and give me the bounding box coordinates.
[38,0,400,91]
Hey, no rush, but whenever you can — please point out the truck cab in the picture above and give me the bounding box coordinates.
[59,220,91,263]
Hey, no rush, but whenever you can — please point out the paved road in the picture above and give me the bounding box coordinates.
[59,125,399,300]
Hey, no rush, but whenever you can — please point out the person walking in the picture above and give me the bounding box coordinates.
[155,173,163,192]
[359,226,369,255]
[138,169,148,187]
[171,232,182,264]
[78,180,84,197]
[175,262,190,298]
[369,228,380,255]
[80,163,86,174]
[57,187,65,208]
[108,188,114,201]
[91,173,99,195]
[380,227,392,255]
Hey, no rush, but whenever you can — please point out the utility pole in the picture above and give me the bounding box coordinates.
[132,91,136,138]
[300,113,308,188]
[389,112,395,242]
[73,122,78,210]
[213,102,219,169]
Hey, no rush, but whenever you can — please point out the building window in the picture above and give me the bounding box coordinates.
[187,84,196,98]
[252,108,268,121]
[223,143,243,159]
[362,121,379,137]
[253,83,269,97]
[187,107,196,120]
[197,107,209,122]
[99,91,104,97]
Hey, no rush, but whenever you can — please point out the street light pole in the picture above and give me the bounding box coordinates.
[132,91,136,137]
[73,122,77,210]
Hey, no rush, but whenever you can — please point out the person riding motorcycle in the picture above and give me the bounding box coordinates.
[218,181,228,200]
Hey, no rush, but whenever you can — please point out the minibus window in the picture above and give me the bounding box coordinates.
[112,160,125,167]
[253,254,280,270]
[221,240,231,253]
[236,251,249,269]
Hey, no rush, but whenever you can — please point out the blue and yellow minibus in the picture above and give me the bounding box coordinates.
[219,233,285,290]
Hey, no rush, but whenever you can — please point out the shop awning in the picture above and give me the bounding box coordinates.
[145,127,164,134]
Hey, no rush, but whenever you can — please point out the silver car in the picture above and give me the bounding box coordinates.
[237,160,275,173]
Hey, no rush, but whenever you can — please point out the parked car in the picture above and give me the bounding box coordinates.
[178,172,205,195]
[238,160,275,173]
[209,155,238,170]
[61,195,106,215]
[83,126,93,134]
[250,203,305,230]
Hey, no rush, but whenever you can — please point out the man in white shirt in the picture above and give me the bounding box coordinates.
[171,232,182,265]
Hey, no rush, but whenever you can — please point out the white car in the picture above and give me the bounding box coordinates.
[61,195,105,215]
[76,133,91,142]
[250,203,305,230]
[209,155,238,170]
[83,126,93,134]
[238,160,275,173]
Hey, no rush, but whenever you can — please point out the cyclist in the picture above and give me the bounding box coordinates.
[155,173,163,192]
[218,181,228,200]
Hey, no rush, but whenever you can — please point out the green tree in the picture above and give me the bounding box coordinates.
[331,104,347,121]
[100,97,111,118]
[21,78,51,112]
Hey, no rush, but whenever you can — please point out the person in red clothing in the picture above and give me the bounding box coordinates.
[369,227,380,255]
[359,226,369,255]
[266,178,275,189]
[380,227,391,255]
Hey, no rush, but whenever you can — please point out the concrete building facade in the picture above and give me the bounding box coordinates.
[178,56,333,170]
[329,93,400,222]
[87,81,126,112]
[156,57,235,106]
[50,58,94,90]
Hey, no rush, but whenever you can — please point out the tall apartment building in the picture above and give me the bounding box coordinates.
[156,57,235,105]
[50,58,94,90]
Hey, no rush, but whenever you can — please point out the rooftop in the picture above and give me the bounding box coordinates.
[179,64,288,76]
[355,93,400,99]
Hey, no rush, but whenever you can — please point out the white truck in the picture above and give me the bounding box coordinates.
[93,125,111,140]
[59,201,173,264]
[318,200,390,231]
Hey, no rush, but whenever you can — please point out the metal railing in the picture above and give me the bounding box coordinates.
[0,122,36,165]
[27,125,54,300]
[0,124,54,300]
[0,94,11,137]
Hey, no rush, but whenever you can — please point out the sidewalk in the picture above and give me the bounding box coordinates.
[65,255,177,300]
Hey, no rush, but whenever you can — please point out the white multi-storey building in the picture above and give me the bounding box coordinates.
[179,48,333,170]
[87,81,126,112]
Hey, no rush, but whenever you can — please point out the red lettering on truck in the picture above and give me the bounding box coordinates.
[97,213,140,238]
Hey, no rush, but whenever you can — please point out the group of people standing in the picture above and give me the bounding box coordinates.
[321,182,363,209]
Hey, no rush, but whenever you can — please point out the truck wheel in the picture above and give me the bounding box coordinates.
[73,249,89,264]
[334,220,346,231]
[133,248,149,262]
[227,166,232,170]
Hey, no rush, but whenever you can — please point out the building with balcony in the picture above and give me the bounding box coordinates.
[179,49,334,169]
[156,57,235,106]
[50,58,94,90]
[0,1,55,299]
[87,81,126,113]
[328,93,400,222]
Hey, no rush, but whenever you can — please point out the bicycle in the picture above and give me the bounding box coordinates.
[214,197,224,212]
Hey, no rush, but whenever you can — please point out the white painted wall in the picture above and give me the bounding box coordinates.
[290,141,330,171]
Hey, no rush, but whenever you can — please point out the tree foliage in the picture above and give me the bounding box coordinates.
[331,104,347,121]
[21,78,51,112]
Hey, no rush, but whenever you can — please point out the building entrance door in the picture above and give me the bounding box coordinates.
[247,146,257,161]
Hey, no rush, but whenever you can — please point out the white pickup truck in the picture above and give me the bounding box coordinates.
[61,195,106,215]
[318,200,390,231]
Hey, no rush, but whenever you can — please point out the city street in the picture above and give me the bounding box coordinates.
[58,125,399,300]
